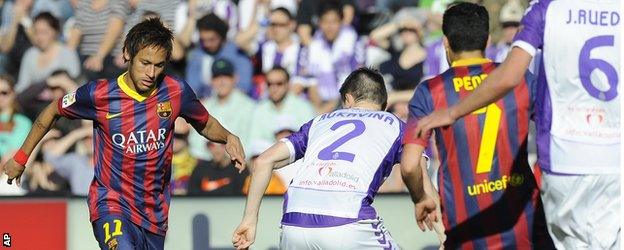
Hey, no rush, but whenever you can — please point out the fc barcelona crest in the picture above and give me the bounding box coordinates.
[157,101,172,118]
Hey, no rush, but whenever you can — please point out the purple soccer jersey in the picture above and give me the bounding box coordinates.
[280,109,404,228]
[512,0,620,174]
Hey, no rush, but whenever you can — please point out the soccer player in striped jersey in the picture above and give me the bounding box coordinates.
[401,3,554,249]
[232,68,430,249]
[414,0,621,248]
[3,18,246,250]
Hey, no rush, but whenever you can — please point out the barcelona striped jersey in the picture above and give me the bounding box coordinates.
[403,58,553,249]
[58,72,210,235]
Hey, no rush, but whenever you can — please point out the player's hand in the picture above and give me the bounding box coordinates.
[414,195,437,231]
[232,221,256,250]
[414,108,456,140]
[3,159,25,187]
[225,134,247,173]
[84,55,104,71]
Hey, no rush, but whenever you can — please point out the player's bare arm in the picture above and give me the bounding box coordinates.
[199,116,247,172]
[419,153,446,245]
[3,99,62,185]
[232,142,291,250]
[401,143,438,231]
[415,47,533,138]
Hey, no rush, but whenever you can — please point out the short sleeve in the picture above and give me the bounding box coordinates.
[57,81,96,120]
[281,119,313,163]
[512,0,551,57]
[403,82,434,147]
[179,80,210,131]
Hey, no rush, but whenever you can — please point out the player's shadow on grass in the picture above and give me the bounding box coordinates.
[442,140,555,249]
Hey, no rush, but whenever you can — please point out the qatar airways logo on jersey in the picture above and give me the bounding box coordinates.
[111,128,167,154]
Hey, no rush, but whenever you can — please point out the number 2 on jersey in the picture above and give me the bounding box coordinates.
[318,120,365,162]
[472,103,502,174]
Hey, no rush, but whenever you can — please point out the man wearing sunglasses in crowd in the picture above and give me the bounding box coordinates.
[249,66,315,148]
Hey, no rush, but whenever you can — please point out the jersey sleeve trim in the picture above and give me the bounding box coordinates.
[512,40,537,57]
[280,138,297,163]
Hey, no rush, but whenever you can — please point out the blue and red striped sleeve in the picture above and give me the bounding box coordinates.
[403,81,435,147]
[57,80,97,120]
[179,80,210,131]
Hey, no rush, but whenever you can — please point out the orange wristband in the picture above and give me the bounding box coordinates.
[13,149,29,166]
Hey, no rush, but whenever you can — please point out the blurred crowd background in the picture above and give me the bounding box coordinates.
[0,0,529,196]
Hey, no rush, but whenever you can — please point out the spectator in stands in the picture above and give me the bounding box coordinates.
[185,13,253,97]
[16,70,80,135]
[423,2,449,78]
[295,0,356,45]
[31,0,74,23]
[486,0,523,62]
[303,2,362,113]
[237,8,304,78]
[173,0,238,61]
[237,0,297,45]
[188,58,255,161]
[12,128,70,196]
[171,118,197,195]
[16,12,80,92]
[249,67,314,146]
[0,75,31,159]
[188,141,248,195]
[41,122,94,196]
[177,0,239,41]
[67,0,130,80]
[0,0,34,79]
[371,8,426,91]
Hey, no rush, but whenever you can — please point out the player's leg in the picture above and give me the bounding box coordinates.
[142,228,166,250]
[541,173,620,249]
[92,214,141,250]
[590,174,620,250]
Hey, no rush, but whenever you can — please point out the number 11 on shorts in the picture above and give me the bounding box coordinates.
[103,219,123,243]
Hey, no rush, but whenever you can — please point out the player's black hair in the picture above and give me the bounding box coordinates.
[122,17,173,62]
[319,1,343,20]
[340,67,388,110]
[34,12,61,33]
[197,13,229,39]
[442,2,490,52]
[268,66,290,82]
[271,7,293,20]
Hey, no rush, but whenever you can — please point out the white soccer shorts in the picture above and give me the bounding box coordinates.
[541,172,620,249]
[280,217,400,250]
